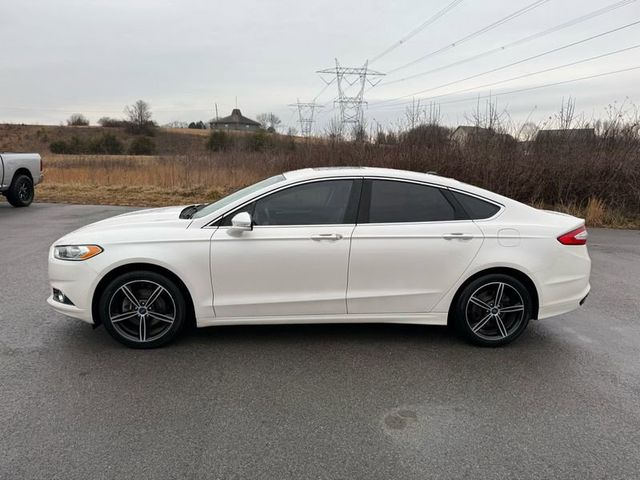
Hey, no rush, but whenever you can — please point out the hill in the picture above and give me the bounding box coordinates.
[0,123,210,155]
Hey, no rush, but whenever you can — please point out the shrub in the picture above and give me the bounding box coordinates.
[49,140,70,154]
[87,134,124,154]
[206,131,232,152]
[101,133,125,154]
[247,130,272,152]
[128,136,156,155]
[51,134,124,154]
[98,117,127,128]
[67,114,89,126]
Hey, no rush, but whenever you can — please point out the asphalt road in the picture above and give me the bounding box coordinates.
[1,202,639,480]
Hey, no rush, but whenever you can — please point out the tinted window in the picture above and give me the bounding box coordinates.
[221,203,255,226]
[365,180,456,223]
[192,174,284,219]
[451,191,500,219]
[253,180,354,225]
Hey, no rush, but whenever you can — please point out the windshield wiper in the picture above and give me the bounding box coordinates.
[179,203,208,219]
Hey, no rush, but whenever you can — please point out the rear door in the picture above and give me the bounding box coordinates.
[347,179,484,314]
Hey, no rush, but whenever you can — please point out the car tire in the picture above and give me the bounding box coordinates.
[452,273,532,347]
[98,270,187,349]
[6,174,34,207]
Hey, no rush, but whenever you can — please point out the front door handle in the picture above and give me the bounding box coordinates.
[311,233,343,241]
[442,233,474,240]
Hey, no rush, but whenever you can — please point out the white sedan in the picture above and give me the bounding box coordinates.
[48,167,591,348]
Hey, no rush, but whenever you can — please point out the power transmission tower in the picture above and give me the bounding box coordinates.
[317,59,385,131]
[289,100,323,137]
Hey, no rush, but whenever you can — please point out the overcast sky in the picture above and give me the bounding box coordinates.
[1,0,638,132]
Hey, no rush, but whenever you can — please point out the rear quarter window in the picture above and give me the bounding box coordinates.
[450,191,501,219]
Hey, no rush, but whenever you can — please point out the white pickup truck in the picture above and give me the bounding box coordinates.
[0,153,43,207]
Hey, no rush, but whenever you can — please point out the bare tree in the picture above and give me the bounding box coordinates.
[557,97,576,130]
[466,96,507,132]
[66,113,89,126]
[425,102,442,126]
[324,117,344,141]
[124,100,155,134]
[351,120,368,143]
[256,113,282,133]
[404,99,423,130]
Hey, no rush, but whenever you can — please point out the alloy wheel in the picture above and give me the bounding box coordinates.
[465,281,525,341]
[18,180,32,203]
[108,280,176,343]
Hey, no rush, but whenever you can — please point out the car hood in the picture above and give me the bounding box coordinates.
[54,206,191,244]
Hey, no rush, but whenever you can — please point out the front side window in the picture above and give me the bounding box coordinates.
[364,180,457,223]
[192,174,285,219]
[253,180,354,226]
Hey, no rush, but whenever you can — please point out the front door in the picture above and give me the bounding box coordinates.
[211,179,360,318]
[347,179,484,314]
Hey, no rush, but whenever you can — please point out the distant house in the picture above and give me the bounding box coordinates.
[535,128,595,143]
[210,108,261,132]
[450,126,515,146]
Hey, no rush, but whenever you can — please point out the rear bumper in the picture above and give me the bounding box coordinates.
[538,283,590,319]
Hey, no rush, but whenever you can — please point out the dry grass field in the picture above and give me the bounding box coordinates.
[4,112,639,228]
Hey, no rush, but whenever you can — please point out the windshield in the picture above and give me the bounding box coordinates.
[191,174,285,219]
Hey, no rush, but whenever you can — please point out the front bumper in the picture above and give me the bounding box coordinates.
[48,252,99,324]
[47,294,93,323]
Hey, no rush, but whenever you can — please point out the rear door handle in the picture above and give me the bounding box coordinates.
[442,233,474,240]
[311,233,343,241]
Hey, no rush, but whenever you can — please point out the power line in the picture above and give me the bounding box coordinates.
[385,0,552,74]
[368,44,640,111]
[380,0,637,87]
[370,20,640,107]
[392,65,640,109]
[369,0,466,64]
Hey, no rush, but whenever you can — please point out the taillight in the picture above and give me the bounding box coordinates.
[558,225,588,245]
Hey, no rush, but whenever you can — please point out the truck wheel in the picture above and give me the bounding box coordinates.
[6,174,34,207]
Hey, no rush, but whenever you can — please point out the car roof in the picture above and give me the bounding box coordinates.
[283,167,461,187]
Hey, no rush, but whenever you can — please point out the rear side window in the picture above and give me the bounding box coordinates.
[363,180,457,223]
[450,191,500,219]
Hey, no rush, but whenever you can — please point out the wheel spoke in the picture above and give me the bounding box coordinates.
[469,296,491,311]
[121,285,140,308]
[471,313,493,333]
[495,315,508,338]
[145,286,164,308]
[148,311,174,324]
[500,304,524,313]
[494,283,505,305]
[110,311,138,323]
[139,316,147,341]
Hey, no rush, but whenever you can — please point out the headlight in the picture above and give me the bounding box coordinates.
[54,245,103,261]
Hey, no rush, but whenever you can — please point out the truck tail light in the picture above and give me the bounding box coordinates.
[557,225,588,245]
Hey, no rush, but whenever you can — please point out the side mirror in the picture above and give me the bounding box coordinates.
[230,211,253,231]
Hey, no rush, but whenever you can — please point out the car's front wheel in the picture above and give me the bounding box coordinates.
[98,270,187,348]
[453,273,532,347]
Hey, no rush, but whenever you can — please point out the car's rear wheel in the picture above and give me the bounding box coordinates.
[6,174,34,207]
[453,273,532,347]
[98,271,187,348]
